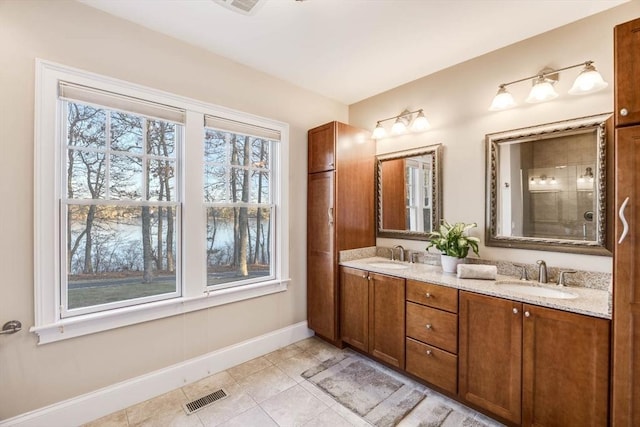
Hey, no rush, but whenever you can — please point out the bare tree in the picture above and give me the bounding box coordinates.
[66,103,106,274]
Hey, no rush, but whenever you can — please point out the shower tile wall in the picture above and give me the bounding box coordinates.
[523,132,596,240]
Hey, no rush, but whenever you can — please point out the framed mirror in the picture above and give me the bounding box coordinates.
[376,144,442,240]
[485,113,612,255]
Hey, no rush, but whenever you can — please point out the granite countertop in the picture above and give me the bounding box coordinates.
[340,256,611,319]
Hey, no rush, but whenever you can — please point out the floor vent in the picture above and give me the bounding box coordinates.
[183,388,228,415]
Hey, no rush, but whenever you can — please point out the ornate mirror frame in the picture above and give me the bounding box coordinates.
[485,113,612,255]
[376,144,443,241]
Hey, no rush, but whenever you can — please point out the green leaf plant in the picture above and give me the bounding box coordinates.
[426,220,480,259]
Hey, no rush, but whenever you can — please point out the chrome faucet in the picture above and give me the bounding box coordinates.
[536,260,548,284]
[519,265,529,281]
[557,270,577,286]
[392,245,405,262]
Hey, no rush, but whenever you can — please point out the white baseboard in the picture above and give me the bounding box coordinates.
[1,321,313,427]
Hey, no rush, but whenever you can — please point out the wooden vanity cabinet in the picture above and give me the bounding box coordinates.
[612,17,640,427]
[459,291,610,427]
[307,122,375,344]
[340,266,405,369]
[405,280,459,394]
[615,17,640,127]
[459,291,522,424]
[522,304,609,427]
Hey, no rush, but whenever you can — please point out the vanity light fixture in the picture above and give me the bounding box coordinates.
[578,167,595,183]
[530,175,557,185]
[372,108,430,139]
[489,61,608,111]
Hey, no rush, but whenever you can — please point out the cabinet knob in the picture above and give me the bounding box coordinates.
[513,308,519,314]
[425,292,431,298]
[362,275,367,279]
[425,324,432,329]
[621,108,629,117]
[524,311,531,318]
[426,350,432,356]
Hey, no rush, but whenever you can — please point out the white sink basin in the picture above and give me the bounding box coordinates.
[367,262,410,270]
[496,281,578,299]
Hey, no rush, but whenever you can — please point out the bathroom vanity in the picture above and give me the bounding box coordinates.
[339,256,610,427]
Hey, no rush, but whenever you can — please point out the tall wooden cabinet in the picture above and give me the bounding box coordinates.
[307,122,375,344]
[612,17,640,427]
[459,291,610,427]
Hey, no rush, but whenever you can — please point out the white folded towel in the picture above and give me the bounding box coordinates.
[457,264,497,280]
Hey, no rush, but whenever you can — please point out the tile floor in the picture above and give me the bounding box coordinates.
[84,337,504,427]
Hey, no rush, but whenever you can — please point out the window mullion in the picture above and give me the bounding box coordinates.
[182,110,207,297]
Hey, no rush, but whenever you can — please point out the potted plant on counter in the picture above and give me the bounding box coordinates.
[426,220,480,273]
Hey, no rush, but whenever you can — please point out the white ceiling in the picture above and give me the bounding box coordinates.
[79,0,628,105]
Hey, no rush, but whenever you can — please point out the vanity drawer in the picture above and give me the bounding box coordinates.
[406,337,457,394]
[406,302,458,353]
[406,280,458,313]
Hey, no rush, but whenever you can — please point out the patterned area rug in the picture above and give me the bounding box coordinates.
[302,355,426,427]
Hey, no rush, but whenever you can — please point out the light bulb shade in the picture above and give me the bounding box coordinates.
[568,64,608,95]
[372,123,386,139]
[525,78,559,103]
[391,117,407,134]
[411,111,430,131]
[489,86,516,111]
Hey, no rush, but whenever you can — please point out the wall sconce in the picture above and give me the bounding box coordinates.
[489,61,608,111]
[577,166,595,191]
[372,108,430,139]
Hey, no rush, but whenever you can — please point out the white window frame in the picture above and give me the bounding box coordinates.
[33,59,290,344]
[203,118,277,290]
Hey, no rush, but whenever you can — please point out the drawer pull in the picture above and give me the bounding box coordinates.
[513,308,518,314]
[524,311,531,318]
[621,108,629,117]
[425,292,431,298]
[426,350,432,356]
[425,324,432,329]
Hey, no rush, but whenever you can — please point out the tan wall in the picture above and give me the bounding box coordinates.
[0,0,347,419]
[350,1,640,273]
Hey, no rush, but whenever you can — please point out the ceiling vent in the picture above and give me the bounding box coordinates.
[211,0,267,15]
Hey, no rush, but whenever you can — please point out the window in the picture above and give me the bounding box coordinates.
[203,117,277,289]
[60,84,183,317]
[405,158,432,232]
[34,60,289,343]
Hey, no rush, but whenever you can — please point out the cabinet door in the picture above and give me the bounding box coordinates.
[380,158,406,230]
[307,171,336,341]
[612,125,640,426]
[369,272,405,368]
[334,122,376,251]
[615,18,640,127]
[340,267,369,352]
[522,305,609,427]
[308,122,335,173]
[459,292,522,425]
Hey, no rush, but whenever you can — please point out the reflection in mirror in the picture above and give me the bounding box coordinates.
[377,144,442,240]
[485,113,612,255]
